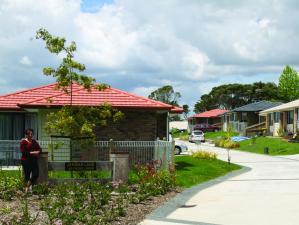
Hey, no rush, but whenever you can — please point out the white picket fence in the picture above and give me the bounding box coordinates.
[0,140,174,168]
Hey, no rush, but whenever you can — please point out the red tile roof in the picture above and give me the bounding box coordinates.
[0,83,182,112]
[188,109,228,119]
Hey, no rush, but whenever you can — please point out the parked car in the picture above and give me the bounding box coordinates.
[169,134,188,155]
[193,123,220,132]
[189,130,205,143]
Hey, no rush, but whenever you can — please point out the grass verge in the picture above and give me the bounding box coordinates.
[175,155,241,188]
[237,136,299,155]
[204,131,239,141]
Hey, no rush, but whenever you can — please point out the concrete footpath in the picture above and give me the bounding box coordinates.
[140,142,299,225]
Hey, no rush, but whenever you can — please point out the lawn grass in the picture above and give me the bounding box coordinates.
[204,131,239,141]
[237,136,299,155]
[175,155,241,188]
[172,130,189,141]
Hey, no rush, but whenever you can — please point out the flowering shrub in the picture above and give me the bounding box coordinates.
[130,160,176,203]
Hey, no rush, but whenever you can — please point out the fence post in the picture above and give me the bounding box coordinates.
[37,152,48,184]
[162,137,167,170]
[170,140,175,172]
[108,139,114,154]
[155,137,159,162]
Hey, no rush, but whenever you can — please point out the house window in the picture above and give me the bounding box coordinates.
[231,113,236,121]
[287,111,294,124]
[240,112,247,122]
[0,113,37,140]
[274,112,280,123]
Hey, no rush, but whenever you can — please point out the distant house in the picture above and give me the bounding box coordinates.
[0,83,182,142]
[188,109,228,132]
[259,99,299,136]
[222,101,282,135]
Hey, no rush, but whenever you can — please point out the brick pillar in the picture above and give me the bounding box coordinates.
[110,153,129,182]
[37,152,48,184]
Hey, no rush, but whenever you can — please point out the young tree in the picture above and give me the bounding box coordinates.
[148,85,181,106]
[36,28,123,139]
[278,65,299,102]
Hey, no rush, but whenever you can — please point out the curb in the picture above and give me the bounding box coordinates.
[145,165,251,223]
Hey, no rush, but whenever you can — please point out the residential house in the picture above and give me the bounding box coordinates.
[188,109,228,132]
[0,83,182,142]
[222,101,282,135]
[259,99,299,136]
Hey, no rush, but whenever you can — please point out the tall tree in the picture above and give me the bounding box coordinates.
[36,28,123,139]
[148,85,181,106]
[182,104,190,119]
[278,65,299,102]
[194,82,281,113]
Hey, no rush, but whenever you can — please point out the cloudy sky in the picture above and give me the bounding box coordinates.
[0,0,299,112]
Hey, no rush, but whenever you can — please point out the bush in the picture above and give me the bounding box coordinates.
[0,170,23,200]
[179,134,189,141]
[214,139,239,148]
[170,128,180,135]
[223,140,240,148]
[191,151,217,160]
[130,162,176,203]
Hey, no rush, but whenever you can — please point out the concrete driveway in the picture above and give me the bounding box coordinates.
[140,141,299,225]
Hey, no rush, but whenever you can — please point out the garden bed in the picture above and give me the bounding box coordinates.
[0,186,183,225]
[0,165,177,225]
[0,155,241,224]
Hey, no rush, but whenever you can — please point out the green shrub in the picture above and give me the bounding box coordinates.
[170,128,180,135]
[179,134,189,141]
[0,170,23,200]
[223,140,240,148]
[277,127,284,137]
[191,151,217,160]
[214,139,239,149]
[130,162,176,203]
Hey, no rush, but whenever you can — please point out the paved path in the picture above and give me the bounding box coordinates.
[140,141,299,225]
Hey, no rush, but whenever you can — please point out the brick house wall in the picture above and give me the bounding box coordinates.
[94,110,167,141]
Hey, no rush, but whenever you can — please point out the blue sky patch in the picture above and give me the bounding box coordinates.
[81,0,115,13]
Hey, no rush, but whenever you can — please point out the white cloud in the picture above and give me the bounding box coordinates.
[131,86,158,98]
[20,56,32,66]
[0,0,299,111]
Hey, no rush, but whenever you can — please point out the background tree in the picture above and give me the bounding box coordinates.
[182,104,190,120]
[278,65,299,102]
[36,28,123,139]
[148,85,181,106]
